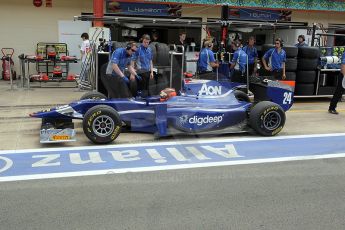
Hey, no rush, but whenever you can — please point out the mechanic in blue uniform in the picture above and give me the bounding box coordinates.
[328,52,345,114]
[230,40,248,84]
[131,34,154,97]
[197,40,219,80]
[103,41,138,98]
[295,35,308,47]
[262,38,286,80]
[242,36,258,76]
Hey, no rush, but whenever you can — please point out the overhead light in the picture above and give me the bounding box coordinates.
[123,23,143,28]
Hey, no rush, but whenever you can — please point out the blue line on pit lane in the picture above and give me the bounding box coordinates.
[1,133,345,181]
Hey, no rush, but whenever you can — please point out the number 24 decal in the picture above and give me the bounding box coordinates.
[283,92,292,104]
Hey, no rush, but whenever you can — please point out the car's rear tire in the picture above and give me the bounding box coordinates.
[83,105,122,144]
[80,91,107,100]
[249,101,285,136]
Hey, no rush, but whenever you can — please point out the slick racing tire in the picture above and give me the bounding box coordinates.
[234,90,250,102]
[297,58,319,71]
[249,101,285,136]
[155,43,170,66]
[80,91,107,100]
[83,105,122,144]
[285,72,296,81]
[298,47,320,59]
[261,44,274,54]
[285,58,298,72]
[283,46,298,58]
[296,70,317,83]
[149,42,158,64]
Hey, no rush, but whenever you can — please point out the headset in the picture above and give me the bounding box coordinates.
[275,38,284,47]
[298,35,305,41]
[233,40,241,48]
[126,41,136,50]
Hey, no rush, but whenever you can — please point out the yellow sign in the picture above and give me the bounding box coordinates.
[52,135,70,141]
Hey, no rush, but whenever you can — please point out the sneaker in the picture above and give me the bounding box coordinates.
[328,109,339,115]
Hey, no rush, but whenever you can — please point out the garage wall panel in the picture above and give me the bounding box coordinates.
[0,0,92,73]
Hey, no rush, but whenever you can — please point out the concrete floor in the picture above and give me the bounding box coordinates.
[0,80,344,151]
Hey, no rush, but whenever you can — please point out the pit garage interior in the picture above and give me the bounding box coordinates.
[2,3,345,229]
[1,0,345,150]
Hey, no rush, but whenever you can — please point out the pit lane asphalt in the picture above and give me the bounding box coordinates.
[1,157,345,230]
[1,82,345,229]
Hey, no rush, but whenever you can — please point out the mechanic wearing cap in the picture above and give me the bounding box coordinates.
[262,38,286,80]
[242,36,258,76]
[295,35,308,47]
[103,41,138,98]
[230,40,248,84]
[197,40,219,80]
[131,34,154,97]
[328,52,345,114]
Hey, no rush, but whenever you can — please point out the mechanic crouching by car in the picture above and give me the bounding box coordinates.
[103,41,138,98]
[197,40,219,80]
[261,38,286,80]
[131,34,154,97]
[229,40,248,84]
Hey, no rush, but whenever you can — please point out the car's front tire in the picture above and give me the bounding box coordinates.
[249,101,285,136]
[83,105,122,144]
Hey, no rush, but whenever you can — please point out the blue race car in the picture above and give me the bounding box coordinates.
[30,78,294,144]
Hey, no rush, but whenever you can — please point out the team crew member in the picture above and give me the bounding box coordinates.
[103,42,138,98]
[230,40,248,84]
[79,32,91,88]
[242,36,258,76]
[197,40,219,80]
[262,38,286,80]
[328,52,345,114]
[131,34,154,97]
[295,35,308,47]
[177,31,187,49]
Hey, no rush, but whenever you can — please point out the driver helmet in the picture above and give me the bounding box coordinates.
[160,88,177,101]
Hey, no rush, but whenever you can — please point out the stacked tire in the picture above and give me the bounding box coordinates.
[283,45,298,81]
[150,42,170,94]
[295,47,320,95]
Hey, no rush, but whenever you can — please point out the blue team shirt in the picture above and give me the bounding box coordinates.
[198,48,216,72]
[110,48,132,73]
[295,42,308,47]
[242,45,258,65]
[342,52,345,64]
[132,45,152,71]
[231,48,248,72]
[263,48,286,71]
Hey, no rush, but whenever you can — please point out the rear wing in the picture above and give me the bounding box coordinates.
[250,80,295,111]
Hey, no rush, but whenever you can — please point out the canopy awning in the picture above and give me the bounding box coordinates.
[144,0,345,12]
[76,13,308,29]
